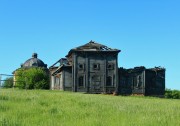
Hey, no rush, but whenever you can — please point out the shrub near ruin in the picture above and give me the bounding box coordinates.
[15,68,49,89]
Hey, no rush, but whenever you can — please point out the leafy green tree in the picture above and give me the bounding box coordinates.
[2,77,13,88]
[15,68,49,89]
[15,68,26,89]
[165,89,180,99]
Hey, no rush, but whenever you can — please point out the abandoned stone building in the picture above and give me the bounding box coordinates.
[119,66,165,95]
[49,41,120,93]
[49,41,165,95]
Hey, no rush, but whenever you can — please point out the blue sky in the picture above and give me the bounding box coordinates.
[0,0,180,89]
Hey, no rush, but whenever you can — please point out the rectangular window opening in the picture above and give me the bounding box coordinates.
[93,63,100,70]
[107,63,114,69]
[79,76,84,87]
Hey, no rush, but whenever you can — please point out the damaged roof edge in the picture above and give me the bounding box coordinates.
[51,65,72,76]
[49,59,61,69]
[65,40,120,57]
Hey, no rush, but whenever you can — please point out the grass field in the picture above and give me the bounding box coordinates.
[0,89,180,126]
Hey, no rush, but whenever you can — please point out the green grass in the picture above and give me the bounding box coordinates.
[0,89,180,126]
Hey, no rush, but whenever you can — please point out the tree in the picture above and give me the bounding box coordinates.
[2,77,13,88]
[15,68,26,88]
[15,67,50,89]
[165,89,180,99]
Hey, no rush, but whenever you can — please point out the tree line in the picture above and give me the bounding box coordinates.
[165,89,180,99]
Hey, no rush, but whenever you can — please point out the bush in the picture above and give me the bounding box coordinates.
[2,77,13,88]
[165,89,180,99]
[15,68,49,89]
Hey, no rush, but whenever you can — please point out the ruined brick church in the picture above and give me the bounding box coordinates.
[49,41,165,96]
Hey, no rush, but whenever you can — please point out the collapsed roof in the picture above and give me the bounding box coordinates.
[66,40,121,57]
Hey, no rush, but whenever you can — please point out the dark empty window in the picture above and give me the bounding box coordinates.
[107,63,114,69]
[93,63,100,70]
[79,76,84,87]
[78,64,84,69]
[106,76,112,86]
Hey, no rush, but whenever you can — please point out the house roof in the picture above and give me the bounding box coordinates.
[66,40,121,57]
